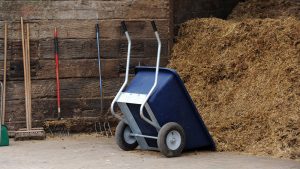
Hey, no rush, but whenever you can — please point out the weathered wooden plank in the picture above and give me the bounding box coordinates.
[0,21,40,41]
[35,59,119,79]
[39,38,98,60]
[8,59,25,79]
[0,20,170,40]
[5,97,114,123]
[6,77,122,100]
[39,38,169,59]
[0,61,5,77]
[0,0,169,20]
[118,38,169,59]
[144,39,169,58]
[119,57,169,74]
[10,40,39,60]
[8,58,120,79]
[0,39,40,61]
[1,38,169,60]
[8,57,169,80]
[0,39,4,60]
[2,38,169,61]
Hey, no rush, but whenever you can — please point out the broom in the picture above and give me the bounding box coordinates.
[14,18,45,141]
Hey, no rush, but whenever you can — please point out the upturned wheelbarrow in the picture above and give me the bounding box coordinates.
[111,21,215,157]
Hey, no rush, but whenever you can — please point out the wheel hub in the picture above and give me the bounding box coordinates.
[123,126,136,144]
[166,130,181,150]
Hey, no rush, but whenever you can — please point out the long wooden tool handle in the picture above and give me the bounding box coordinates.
[26,23,32,130]
[21,17,29,130]
[2,22,7,125]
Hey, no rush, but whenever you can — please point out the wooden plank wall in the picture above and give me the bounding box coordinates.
[173,0,240,36]
[0,0,172,130]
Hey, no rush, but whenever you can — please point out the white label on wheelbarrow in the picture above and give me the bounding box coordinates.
[117,92,147,104]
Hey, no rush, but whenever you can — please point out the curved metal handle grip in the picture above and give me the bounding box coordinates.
[139,21,161,129]
[96,24,99,33]
[121,21,128,34]
[111,22,132,120]
[151,21,157,32]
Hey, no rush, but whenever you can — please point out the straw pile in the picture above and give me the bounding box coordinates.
[169,17,300,159]
[229,0,300,20]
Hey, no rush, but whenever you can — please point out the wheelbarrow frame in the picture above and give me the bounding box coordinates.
[111,21,195,157]
[111,21,164,151]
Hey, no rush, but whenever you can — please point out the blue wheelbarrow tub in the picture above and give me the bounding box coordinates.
[123,66,215,151]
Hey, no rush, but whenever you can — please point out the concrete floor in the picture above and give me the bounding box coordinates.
[0,134,299,169]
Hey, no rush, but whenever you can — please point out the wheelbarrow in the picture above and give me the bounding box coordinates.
[0,81,9,146]
[111,21,215,157]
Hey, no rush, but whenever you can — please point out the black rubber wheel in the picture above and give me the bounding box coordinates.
[115,121,138,151]
[157,122,185,157]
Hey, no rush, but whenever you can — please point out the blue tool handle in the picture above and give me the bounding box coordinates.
[121,21,127,33]
[95,23,103,114]
[151,21,157,32]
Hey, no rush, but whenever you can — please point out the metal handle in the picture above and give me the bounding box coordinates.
[96,23,103,115]
[111,21,131,120]
[139,21,161,129]
[151,21,157,32]
[121,21,128,34]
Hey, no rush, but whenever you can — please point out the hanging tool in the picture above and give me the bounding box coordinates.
[96,24,103,117]
[43,28,70,136]
[94,23,113,137]
[0,22,9,146]
[14,18,45,141]
[54,27,61,120]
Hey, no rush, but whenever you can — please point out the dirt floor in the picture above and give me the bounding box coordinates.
[0,134,299,169]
